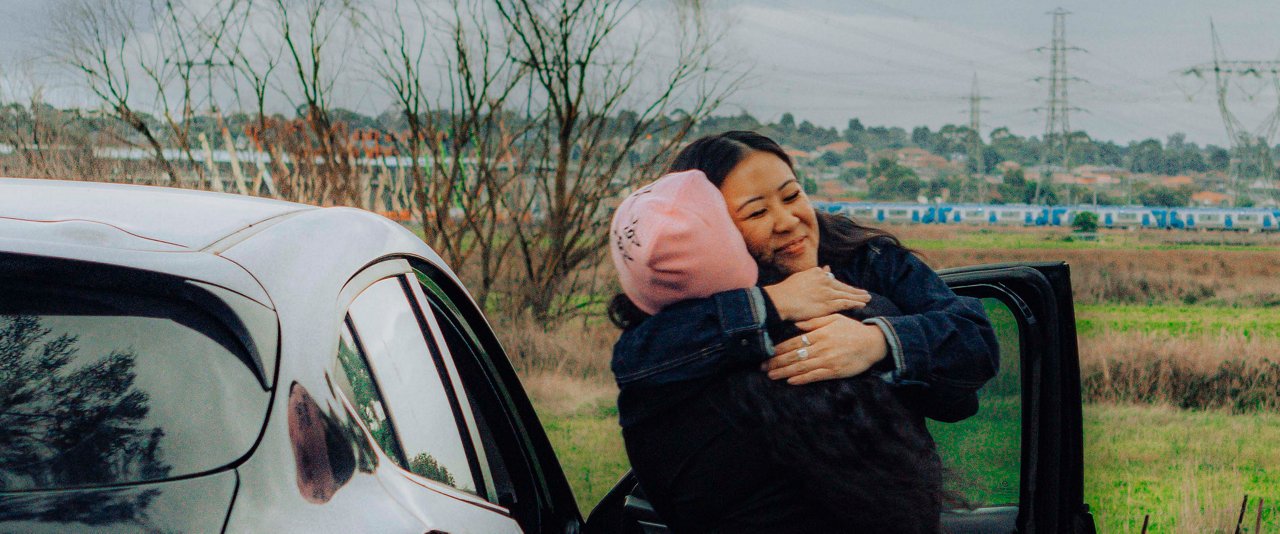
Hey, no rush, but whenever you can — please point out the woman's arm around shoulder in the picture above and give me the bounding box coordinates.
[856,240,1000,422]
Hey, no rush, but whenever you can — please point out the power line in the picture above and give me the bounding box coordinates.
[1180,19,1280,199]
[1033,8,1084,203]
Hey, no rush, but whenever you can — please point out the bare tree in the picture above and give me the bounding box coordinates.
[0,67,98,179]
[265,0,361,206]
[212,0,287,193]
[57,0,180,183]
[361,0,528,306]
[495,0,740,321]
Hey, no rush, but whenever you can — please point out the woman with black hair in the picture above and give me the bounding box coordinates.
[607,131,1000,533]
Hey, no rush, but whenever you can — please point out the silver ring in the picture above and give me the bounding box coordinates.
[826,272,835,279]
[801,334,812,347]
[796,347,809,361]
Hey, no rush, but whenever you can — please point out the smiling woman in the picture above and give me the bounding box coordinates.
[717,150,820,274]
[605,130,1002,532]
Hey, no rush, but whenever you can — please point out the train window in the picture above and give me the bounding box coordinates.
[889,209,909,216]
[1117,213,1138,221]
[853,209,874,218]
[1238,215,1257,222]
[1001,211,1019,218]
[964,210,983,217]
[1201,214,1220,222]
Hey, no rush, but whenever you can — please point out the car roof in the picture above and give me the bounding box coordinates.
[0,177,465,310]
[0,177,313,250]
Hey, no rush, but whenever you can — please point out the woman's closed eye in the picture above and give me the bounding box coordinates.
[783,191,801,203]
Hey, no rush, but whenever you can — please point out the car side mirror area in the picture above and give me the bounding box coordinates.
[583,471,671,534]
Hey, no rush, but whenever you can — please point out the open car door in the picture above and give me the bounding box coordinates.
[585,261,1096,534]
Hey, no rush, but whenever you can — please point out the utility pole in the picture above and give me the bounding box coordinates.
[967,73,990,202]
[1181,20,1280,205]
[1034,8,1084,204]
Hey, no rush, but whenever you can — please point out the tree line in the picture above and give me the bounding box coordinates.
[0,0,742,323]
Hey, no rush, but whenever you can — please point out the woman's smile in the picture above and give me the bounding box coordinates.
[776,236,809,257]
[718,151,820,275]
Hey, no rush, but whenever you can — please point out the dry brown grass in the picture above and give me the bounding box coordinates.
[924,248,1280,307]
[1080,331,1280,412]
[490,314,618,416]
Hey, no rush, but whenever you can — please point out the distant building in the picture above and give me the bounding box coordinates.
[1191,191,1231,207]
[816,141,854,154]
[996,161,1022,173]
[1160,175,1194,188]
[785,148,811,161]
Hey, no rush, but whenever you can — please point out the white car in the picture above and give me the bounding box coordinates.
[0,177,1095,533]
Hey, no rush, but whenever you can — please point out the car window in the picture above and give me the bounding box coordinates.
[927,297,1021,506]
[331,322,405,465]
[409,267,551,528]
[346,276,480,495]
[0,283,270,491]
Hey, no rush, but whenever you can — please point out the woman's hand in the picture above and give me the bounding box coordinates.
[762,314,889,385]
[763,267,870,322]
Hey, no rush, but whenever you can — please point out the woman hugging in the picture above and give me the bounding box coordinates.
[606,131,1001,534]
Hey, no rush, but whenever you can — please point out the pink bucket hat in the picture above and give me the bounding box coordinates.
[609,170,758,315]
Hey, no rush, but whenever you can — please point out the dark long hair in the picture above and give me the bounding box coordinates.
[725,369,947,532]
[608,130,906,327]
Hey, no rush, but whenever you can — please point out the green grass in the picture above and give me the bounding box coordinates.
[541,403,1280,532]
[1075,304,1280,338]
[539,405,630,515]
[928,396,1020,506]
[1084,404,1280,533]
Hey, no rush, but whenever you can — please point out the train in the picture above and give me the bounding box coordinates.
[814,201,1280,232]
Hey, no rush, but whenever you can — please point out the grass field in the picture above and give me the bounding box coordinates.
[889,225,1280,253]
[1084,404,1280,533]
[502,223,1280,532]
[538,403,1280,533]
[1076,304,1280,338]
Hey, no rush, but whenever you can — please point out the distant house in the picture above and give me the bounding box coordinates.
[1191,191,1231,207]
[894,147,951,170]
[996,161,1022,173]
[1161,175,1194,188]
[817,141,854,154]
[785,148,811,161]
[817,180,847,199]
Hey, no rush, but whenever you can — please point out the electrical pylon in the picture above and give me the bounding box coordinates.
[1181,20,1280,203]
[967,73,989,201]
[1034,7,1084,204]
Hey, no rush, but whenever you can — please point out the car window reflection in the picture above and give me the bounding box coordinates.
[0,287,268,492]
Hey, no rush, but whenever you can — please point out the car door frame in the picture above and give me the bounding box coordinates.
[939,261,1095,534]
[404,257,587,534]
[335,257,526,533]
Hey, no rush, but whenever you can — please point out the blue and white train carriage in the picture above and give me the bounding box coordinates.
[816,201,1279,232]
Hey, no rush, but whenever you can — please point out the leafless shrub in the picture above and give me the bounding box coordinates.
[1080,331,1280,412]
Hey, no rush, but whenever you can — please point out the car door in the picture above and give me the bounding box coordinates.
[403,260,586,534]
[935,261,1095,534]
[584,261,1096,534]
[336,260,524,533]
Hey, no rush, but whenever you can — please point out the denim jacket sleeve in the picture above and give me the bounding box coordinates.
[611,286,776,387]
[852,243,1000,422]
[610,242,1000,423]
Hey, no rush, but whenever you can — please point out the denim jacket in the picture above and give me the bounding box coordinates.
[612,239,1000,425]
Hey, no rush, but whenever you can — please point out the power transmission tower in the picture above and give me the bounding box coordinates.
[967,73,990,201]
[1181,20,1280,204]
[1033,8,1084,204]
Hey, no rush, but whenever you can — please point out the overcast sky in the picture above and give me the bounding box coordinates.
[3,0,1280,146]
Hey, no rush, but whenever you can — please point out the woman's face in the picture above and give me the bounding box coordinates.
[718,151,819,275]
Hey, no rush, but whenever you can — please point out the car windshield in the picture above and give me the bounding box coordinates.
[0,283,270,491]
